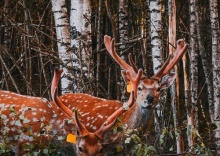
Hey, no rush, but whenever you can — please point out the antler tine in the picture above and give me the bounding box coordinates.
[95,69,142,139]
[75,111,89,137]
[104,35,137,77]
[51,67,62,102]
[128,53,139,73]
[51,68,74,117]
[151,39,188,80]
[95,91,134,139]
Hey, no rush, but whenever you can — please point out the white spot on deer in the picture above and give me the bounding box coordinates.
[56,120,61,124]
[84,100,88,102]
[10,120,15,125]
[87,117,90,121]
[40,117,46,122]
[39,108,43,112]
[81,112,90,117]
[98,115,103,118]
[33,118,39,122]
[84,105,88,107]
[32,112,37,115]
[92,126,97,130]
[53,114,57,118]
[86,123,90,127]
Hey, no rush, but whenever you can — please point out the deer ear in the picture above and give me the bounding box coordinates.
[160,73,176,89]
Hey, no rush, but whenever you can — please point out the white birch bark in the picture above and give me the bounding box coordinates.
[188,0,198,148]
[119,0,129,101]
[150,0,162,73]
[51,0,73,94]
[210,0,220,153]
[70,0,92,93]
[150,0,163,149]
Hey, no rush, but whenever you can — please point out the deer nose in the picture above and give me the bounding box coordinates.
[146,95,154,103]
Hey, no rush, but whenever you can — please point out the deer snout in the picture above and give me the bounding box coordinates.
[146,95,154,103]
[141,94,155,108]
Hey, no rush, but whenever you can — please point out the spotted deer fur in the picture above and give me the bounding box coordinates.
[0,90,75,155]
[51,68,142,156]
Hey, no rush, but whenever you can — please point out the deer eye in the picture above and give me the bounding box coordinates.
[157,87,160,91]
[138,87,142,91]
[79,147,83,152]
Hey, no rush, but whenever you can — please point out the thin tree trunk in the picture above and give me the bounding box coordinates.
[195,0,214,123]
[210,0,220,153]
[145,0,153,78]
[189,0,199,147]
[119,0,129,101]
[150,0,163,152]
[23,0,32,95]
[51,0,72,94]
[168,0,184,153]
[70,0,93,94]
[96,0,102,97]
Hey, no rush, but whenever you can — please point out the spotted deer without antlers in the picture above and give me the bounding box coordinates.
[51,68,142,156]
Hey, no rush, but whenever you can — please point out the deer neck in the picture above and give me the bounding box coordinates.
[122,101,154,130]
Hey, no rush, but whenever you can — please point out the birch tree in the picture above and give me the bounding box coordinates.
[210,0,220,153]
[118,0,129,101]
[51,0,73,94]
[70,0,93,94]
[150,0,163,148]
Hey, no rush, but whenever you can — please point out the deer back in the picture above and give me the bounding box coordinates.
[0,90,75,155]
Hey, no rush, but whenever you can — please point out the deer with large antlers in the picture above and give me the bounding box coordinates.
[104,35,188,124]
[0,68,137,156]
[51,68,141,156]
[52,36,187,155]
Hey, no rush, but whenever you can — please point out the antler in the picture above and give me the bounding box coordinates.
[151,39,188,80]
[104,35,141,78]
[95,69,142,139]
[75,111,89,137]
[51,67,74,117]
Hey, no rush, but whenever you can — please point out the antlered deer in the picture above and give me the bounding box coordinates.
[54,36,188,132]
[0,69,136,156]
[0,90,75,155]
[51,68,140,155]
[51,36,187,155]
[104,35,188,125]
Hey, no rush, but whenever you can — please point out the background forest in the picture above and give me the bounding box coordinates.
[0,0,220,155]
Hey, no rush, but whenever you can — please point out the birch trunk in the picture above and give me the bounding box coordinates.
[145,0,154,78]
[70,0,92,94]
[119,0,129,101]
[51,0,72,94]
[150,0,163,149]
[210,0,220,153]
[188,0,198,147]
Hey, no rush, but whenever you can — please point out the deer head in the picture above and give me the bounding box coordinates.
[104,35,188,110]
[51,68,140,156]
